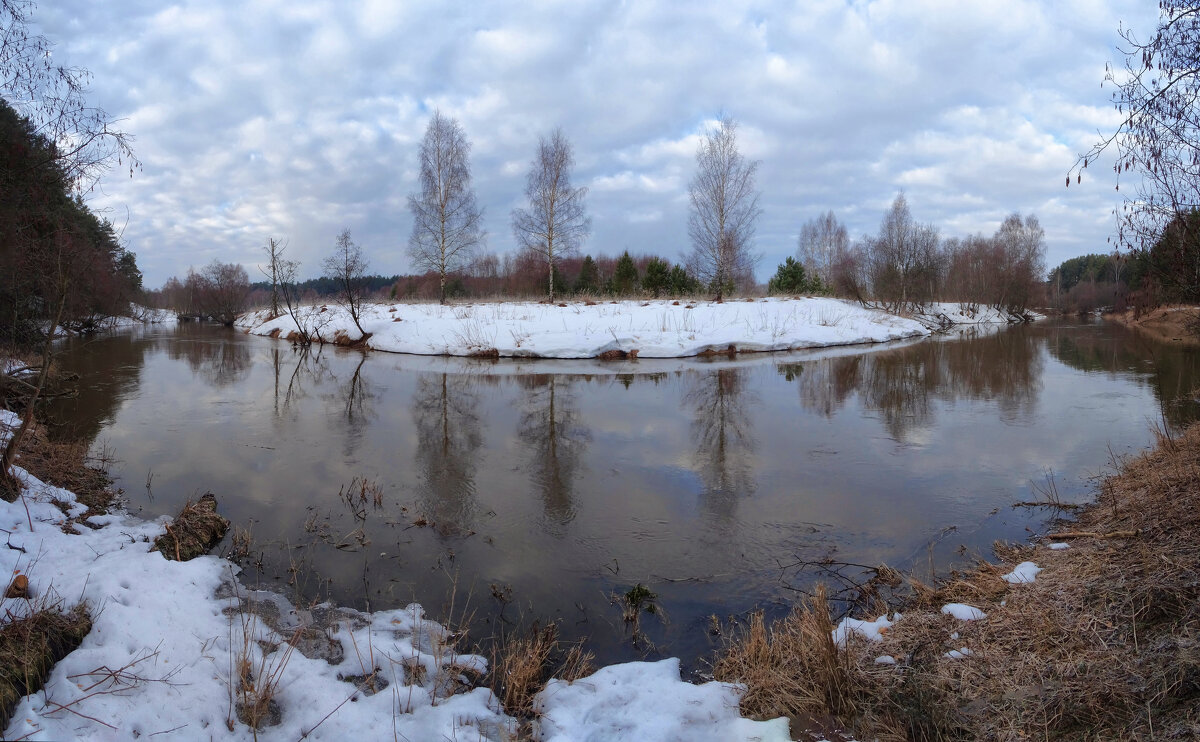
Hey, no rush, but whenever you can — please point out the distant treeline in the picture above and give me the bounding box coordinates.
[1046,209,1200,315]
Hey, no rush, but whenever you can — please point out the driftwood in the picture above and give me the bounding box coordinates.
[152,493,229,561]
[1045,529,1141,540]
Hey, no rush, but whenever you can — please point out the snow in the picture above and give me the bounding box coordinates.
[101,304,178,329]
[1047,542,1070,550]
[832,612,902,646]
[0,409,788,741]
[944,647,973,660]
[534,658,791,742]
[1002,561,1042,584]
[913,302,1043,329]
[941,603,987,621]
[237,297,930,358]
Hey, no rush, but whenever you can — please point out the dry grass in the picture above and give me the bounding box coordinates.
[0,604,92,730]
[717,423,1200,741]
[487,622,594,721]
[152,493,230,561]
[13,425,117,514]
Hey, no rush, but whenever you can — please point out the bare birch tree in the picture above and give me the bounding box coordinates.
[796,211,848,287]
[322,228,370,339]
[511,128,590,301]
[407,111,484,304]
[686,116,761,302]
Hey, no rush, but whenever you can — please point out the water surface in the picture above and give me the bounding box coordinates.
[45,318,1200,670]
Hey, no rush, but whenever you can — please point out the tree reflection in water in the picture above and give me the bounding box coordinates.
[1041,322,1200,429]
[777,327,1043,441]
[683,367,758,519]
[411,372,482,536]
[168,325,252,388]
[518,374,589,529]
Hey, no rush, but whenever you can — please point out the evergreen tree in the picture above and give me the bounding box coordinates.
[642,258,670,297]
[768,256,809,294]
[668,265,699,296]
[612,250,640,295]
[574,255,600,294]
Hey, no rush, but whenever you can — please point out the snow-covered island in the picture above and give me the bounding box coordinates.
[235,296,1034,359]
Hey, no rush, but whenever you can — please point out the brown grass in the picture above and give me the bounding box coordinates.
[717,423,1200,741]
[13,425,117,515]
[152,493,230,561]
[487,622,594,721]
[0,605,92,730]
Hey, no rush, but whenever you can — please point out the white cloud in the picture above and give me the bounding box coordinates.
[26,0,1161,285]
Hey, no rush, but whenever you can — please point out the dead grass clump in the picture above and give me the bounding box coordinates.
[153,493,230,561]
[0,604,92,729]
[488,622,593,720]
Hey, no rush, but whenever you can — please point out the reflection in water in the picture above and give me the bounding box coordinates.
[518,375,589,527]
[778,328,1043,440]
[1042,322,1200,428]
[39,319,1200,671]
[167,329,251,388]
[684,367,757,518]
[327,351,378,457]
[411,372,482,536]
[271,346,329,426]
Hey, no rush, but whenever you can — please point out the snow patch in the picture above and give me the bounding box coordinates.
[941,603,987,621]
[534,658,791,742]
[1002,561,1042,584]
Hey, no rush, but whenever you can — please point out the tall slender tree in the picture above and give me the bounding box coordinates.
[407,111,484,304]
[512,128,590,301]
[686,116,761,302]
[322,228,370,338]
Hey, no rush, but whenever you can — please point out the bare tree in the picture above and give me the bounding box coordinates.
[322,228,370,339]
[275,251,321,346]
[511,128,590,301]
[686,116,761,302]
[0,0,138,190]
[408,111,484,304]
[796,211,848,287]
[190,260,249,325]
[260,237,286,318]
[1070,5,1200,298]
[864,193,942,311]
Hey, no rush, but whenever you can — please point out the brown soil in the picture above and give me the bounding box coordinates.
[717,423,1200,741]
[1107,305,1200,346]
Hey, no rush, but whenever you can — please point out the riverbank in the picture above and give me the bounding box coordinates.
[0,408,791,741]
[1107,304,1200,346]
[234,297,1044,359]
[236,297,930,358]
[717,422,1200,740]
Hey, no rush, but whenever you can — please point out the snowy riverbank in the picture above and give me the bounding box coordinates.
[236,297,930,358]
[0,409,791,741]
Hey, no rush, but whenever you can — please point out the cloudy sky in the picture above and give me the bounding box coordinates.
[31,0,1158,288]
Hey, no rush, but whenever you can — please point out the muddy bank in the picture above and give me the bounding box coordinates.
[1107,304,1200,346]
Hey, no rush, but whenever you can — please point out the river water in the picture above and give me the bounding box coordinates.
[43,318,1200,671]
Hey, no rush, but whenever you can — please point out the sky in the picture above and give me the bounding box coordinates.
[28,0,1161,288]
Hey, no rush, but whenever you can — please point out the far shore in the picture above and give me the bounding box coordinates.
[233,297,1035,360]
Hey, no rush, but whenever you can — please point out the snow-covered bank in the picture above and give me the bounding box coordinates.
[0,409,790,741]
[913,302,1043,330]
[237,297,929,358]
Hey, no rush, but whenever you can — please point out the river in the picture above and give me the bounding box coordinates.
[42,317,1200,671]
